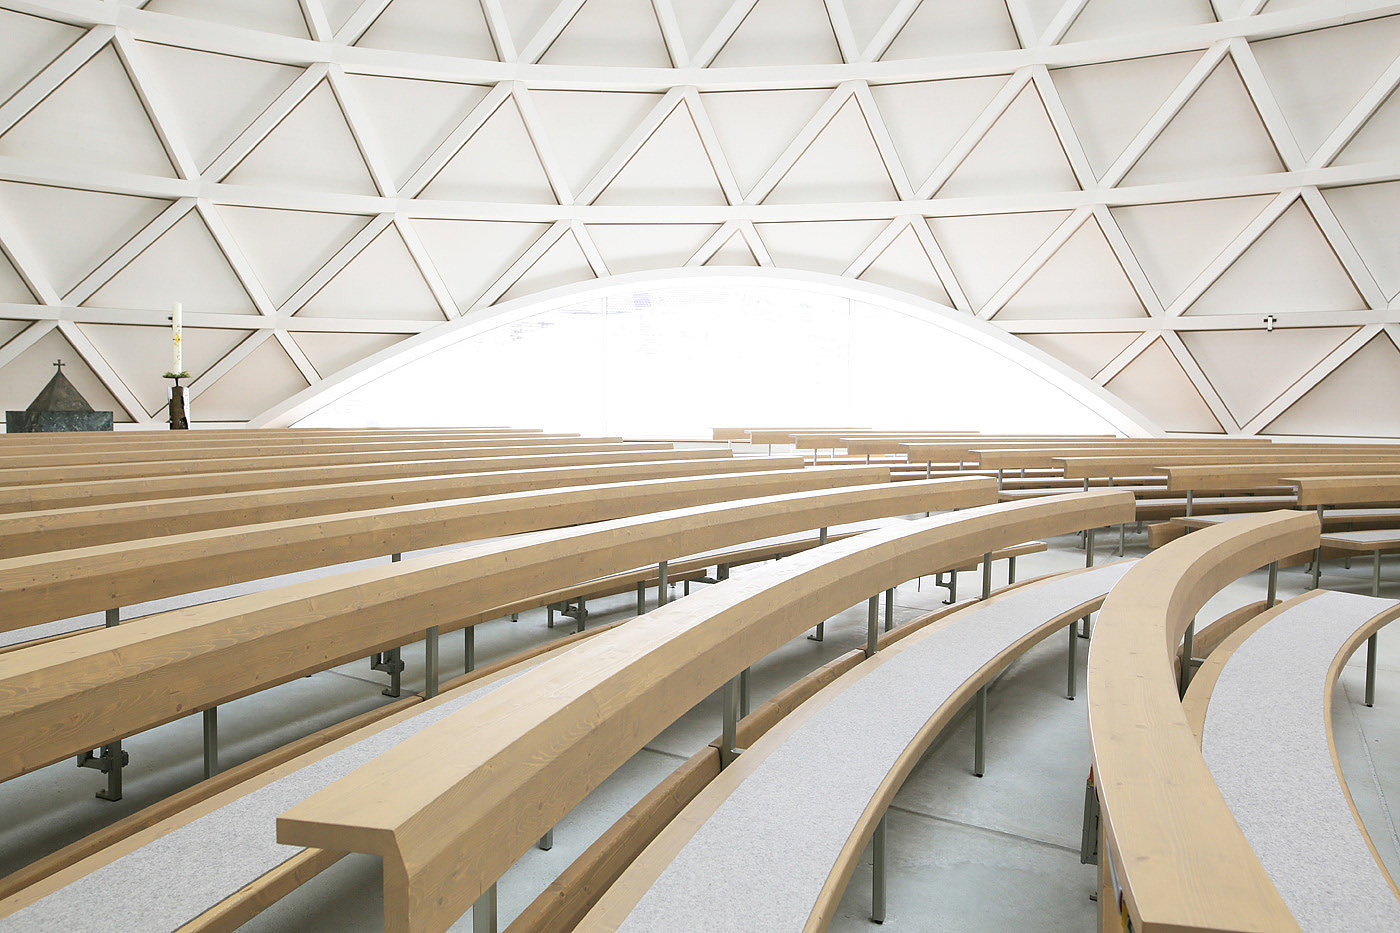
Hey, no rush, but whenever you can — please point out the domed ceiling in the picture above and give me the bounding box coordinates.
[0,0,1396,435]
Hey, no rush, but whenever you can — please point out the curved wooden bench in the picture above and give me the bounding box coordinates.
[0,466,902,637]
[0,456,806,557]
[1088,510,1320,933]
[0,478,993,786]
[577,560,1136,931]
[274,490,1135,933]
[1183,590,1400,930]
[0,447,731,513]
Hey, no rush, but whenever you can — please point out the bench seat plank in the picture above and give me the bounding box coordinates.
[583,562,1137,931]
[1201,590,1400,932]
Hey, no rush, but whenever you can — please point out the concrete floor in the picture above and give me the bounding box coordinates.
[1,529,1395,931]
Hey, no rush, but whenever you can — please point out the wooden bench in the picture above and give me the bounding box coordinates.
[269,490,1134,933]
[1182,590,1400,929]
[1088,510,1320,933]
[0,478,994,795]
[0,455,807,557]
[0,447,734,513]
[577,560,1137,930]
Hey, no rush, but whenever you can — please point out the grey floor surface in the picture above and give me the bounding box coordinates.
[1,529,1396,932]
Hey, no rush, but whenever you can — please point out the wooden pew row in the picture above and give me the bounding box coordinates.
[0,456,807,557]
[977,444,1385,476]
[0,434,601,468]
[0,466,907,638]
[0,427,534,448]
[0,478,994,788]
[1181,591,1400,929]
[902,439,1277,464]
[0,441,679,486]
[271,491,1133,933]
[711,428,868,443]
[0,447,734,514]
[578,561,1136,931]
[844,435,1116,457]
[1088,510,1320,933]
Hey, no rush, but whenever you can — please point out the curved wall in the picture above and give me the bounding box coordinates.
[0,0,1396,435]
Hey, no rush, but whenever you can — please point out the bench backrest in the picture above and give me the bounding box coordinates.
[901,439,1274,463]
[1162,461,1400,492]
[1290,475,1400,508]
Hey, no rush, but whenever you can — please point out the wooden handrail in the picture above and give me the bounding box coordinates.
[1088,510,1319,932]
[276,490,1135,933]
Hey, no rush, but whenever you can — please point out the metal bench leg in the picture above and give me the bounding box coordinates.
[425,626,440,699]
[739,667,751,718]
[884,588,895,632]
[1007,556,1016,585]
[464,626,475,674]
[1079,614,1092,639]
[77,741,128,801]
[1119,523,1126,556]
[1067,623,1078,700]
[945,572,957,604]
[808,621,825,641]
[372,647,403,697]
[657,561,669,607]
[106,607,119,627]
[1267,561,1279,608]
[974,685,987,777]
[538,829,553,851]
[866,596,879,659]
[203,708,218,779]
[872,814,887,924]
[575,597,587,634]
[473,883,497,933]
[636,582,645,616]
[547,603,556,628]
[1366,634,1378,708]
[1085,528,1095,568]
[1179,619,1195,697]
[981,553,993,600]
[721,675,743,768]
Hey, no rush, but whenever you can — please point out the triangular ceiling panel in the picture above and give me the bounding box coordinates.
[764,97,900,204]
[1019,331,1139,379]
[223,80,377,196]
[0,320,31,350]
[703,231,760,266]
[0,10,83,110]
[1105,338,1222,433]
[753,220,888,274]
[356,0,498,60]
[713,0,843,66]
[1063,0,1216,43]
[1266,334,1400,437]
[1324,181,1400,300]
[419,97,557,203]
[0,182,169,296]
[541,0,672,67]
[192,336,309,421]
[1333,84,1400,167]
[594,101,728,206]
[343,74,490,188]
[847,0,906,51]
[137,42,302,171]
[217,205,371,308]
[296,226,443,320]
[498,230,596,304]
[142,0,311,38]
[0,45,174,178]
[412,218,552,310]
[937,83,1079,197]
[0,328,130,420]
[1180,325,1357,425]
[0,250,35,304]
[77,323,249,416]
[587,224,721,275]
[1051,51,1201,180]
[321,0,366,36]
[1251,16,1400,160]
[926,210,1071,309]
[498,0,559,56]
[1186,200,1366,316]
[1019,0,1073,43]
[1109,195,1274,307]
[531,89,664,194]
[699,88,831,197]
[996,218,1148,320]
[85,211,256,315]
[870,76,1007,188]
[883,0,1020,60]
[856,224,952,306]
[672,0,732,60]
[292,331,403,378]
[1123,58,1284,186]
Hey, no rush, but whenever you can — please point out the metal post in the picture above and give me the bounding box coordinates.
[636,582,645,615]
[997,469,1004,491]
[464,626,475,673]
[657,560,669,607]
[718,562,730,581]
[547,603,555,628]
[884,588,895,632]
[539,829,553,851]
[721,675,741,768]
[575,597,587,634]
[1185,490,1193,517]
[203,708,218,779]
[473,883,497,933]
[974,686,987,777]
[1007,555,1017,584]
[1085,528,1095,568]
[810,533,829,640]
[1067,622,1078,700]
[1267,561,1279,607]
[105,608,119,627]
[1119,523,1126,556]
[1366,634,1378,708]
[739,667,751,718]
[981,552,993,600]
[391,552,401,563]
[424,626,440,699]
[1179,619,1195,697]
[872,814,887,924]
[1079,614,1092,639]
[1312,505,1325,589]
[866,595,879,658]
[372,647,403,697]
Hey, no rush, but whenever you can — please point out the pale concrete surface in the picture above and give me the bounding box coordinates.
[0,527,1394,932]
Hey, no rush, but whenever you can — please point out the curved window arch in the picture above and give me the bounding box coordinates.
[275,271,1156,436]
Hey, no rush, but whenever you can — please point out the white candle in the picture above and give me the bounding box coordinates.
[172,302,183,374]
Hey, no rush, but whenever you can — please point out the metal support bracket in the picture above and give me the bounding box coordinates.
[974,685,987,777]
[371,647,404,697]
[203,707,218,779]
[872,814,887,924]
[473,883,497,933]
[424,626,440,699]
[77,741,128,801]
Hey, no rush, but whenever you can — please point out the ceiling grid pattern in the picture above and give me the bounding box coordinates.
[0,0,1392,434]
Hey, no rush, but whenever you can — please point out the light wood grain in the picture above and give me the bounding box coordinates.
[1292,475,1400,508]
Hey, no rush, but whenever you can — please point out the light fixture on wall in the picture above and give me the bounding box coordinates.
[1264,314,1277,332]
